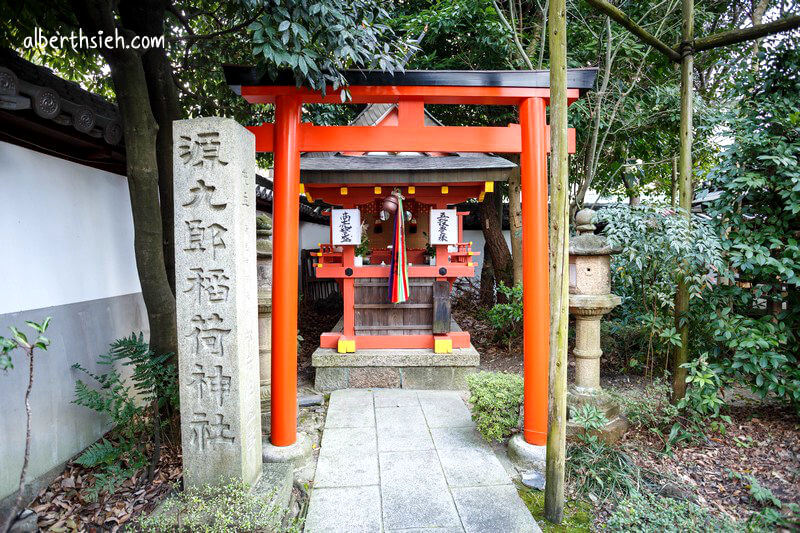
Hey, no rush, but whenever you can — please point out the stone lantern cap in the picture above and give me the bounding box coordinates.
[570,208,618,256]
[569,293,622,315]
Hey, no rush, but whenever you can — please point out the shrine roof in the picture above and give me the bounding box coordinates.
[0,48,125,174]
[224,67,598,93]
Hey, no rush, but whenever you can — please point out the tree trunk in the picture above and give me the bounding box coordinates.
[479,258,496,307]
[144,46,180,296]
[672,0,694,403]
[508,155,523,286]
[544,0,569,523]
[121,0,181,295]
[72,0,177,359]
[480,192,514,291]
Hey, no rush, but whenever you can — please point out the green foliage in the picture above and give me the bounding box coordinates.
[604,492,737,533]
[246,0,412,97]
[706,41,800,411]
[727,470,800,531]
[137,480,300,532]
[566,405,643,504]
[0,317,51,371]
[354,222,370,258]
[465,371,523,442]
[485,283,523,349]
[610,380,677,439]
[72,333,178,500]
[597,204,726,375]
[611,357,730,453]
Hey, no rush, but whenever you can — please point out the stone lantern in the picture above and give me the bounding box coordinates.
[256,213,273,403]
[567,208,626,441]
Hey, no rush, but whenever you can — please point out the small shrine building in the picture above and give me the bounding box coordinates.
[223,67,597,449]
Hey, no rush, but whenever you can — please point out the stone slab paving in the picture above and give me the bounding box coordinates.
[305,389,541,533]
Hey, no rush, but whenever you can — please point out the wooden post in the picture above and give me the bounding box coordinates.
[520,97,549,446]
[432,280,452,334]
[271,96,300,446]
[545,0,570,523]
[672,0,694,402]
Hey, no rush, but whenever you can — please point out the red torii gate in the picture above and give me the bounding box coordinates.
[224,67,597,448]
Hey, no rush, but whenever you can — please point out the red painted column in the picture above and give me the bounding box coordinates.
[520,97,550,445]
[271,96,301,446]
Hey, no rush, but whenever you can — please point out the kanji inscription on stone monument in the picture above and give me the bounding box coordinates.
[174,117,261,488]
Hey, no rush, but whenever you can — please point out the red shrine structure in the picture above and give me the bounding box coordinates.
[224,67,597,449]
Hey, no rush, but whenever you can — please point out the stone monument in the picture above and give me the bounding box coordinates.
[567,208,625,442]
[174,117,262,487]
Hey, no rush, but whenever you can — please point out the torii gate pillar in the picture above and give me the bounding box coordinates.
[270,96,301,446]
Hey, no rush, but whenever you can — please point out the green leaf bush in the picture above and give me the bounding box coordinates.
[596,203,726,377]
[704,41,800,410]
[466,371,523,442]
[485,283,523,350]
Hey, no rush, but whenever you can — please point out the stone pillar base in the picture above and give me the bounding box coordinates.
[262,432,313,471]
[566,388,628,444]
[507,434,546,475]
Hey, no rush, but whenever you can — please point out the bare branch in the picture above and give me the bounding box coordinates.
[492,0,535,69]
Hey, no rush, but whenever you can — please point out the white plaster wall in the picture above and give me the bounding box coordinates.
[299,220,331,255]
[0,142,141,314]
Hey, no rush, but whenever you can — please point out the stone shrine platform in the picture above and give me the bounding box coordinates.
[312,320,480,391]
[305,389,540,533]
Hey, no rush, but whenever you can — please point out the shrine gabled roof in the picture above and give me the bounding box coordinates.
[223,67,598,93]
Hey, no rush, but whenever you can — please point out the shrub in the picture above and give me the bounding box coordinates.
[611,356,730,453]
[0,318,51,533]
[596,204,726,377]
[605,492,737,532]
[704,41,800,411]
[610,379,678,435]
[72,333,178,499]
[727,470,800,531]
[137,480,301,532]
[485,283,523,350]
[466,371,523,442]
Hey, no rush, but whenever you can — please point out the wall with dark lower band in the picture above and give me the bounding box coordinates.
[0,140,147,509]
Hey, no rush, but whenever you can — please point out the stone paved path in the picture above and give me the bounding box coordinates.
[305,389,541,533]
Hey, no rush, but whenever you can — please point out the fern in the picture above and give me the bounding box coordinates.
[72,333,177,499]
[75,438,120,468]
